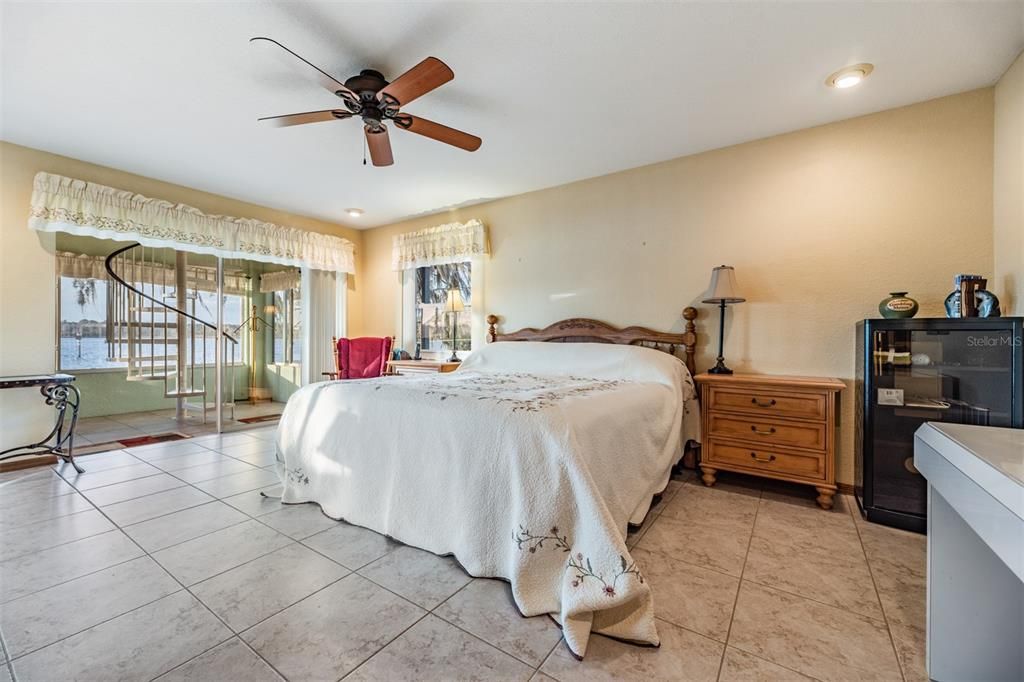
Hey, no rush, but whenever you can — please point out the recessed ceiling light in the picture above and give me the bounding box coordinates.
[345,208,364,218]
[825,63,874,89]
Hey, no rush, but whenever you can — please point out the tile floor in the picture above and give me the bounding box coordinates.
[0,433,927,682]
[71,403,286,452]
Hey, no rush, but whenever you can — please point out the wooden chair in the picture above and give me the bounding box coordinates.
[322,336,393,380]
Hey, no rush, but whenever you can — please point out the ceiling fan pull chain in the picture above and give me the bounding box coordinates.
[363,135,367,166]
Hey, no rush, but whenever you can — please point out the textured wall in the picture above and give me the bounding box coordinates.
[0,141,361,448]
[995,51,1024,315]
[359,89,996,485]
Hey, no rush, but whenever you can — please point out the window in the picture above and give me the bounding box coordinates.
[57,252,250,371]
[271,280,302,364]
[414,262,471,355]
[59,275,124,370]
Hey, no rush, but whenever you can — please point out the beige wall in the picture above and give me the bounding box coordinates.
[361,89,996,486]
[0,141,362,449]
[994,51,1024,315]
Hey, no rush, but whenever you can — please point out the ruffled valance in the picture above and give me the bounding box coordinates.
[31,173,356,273]
[56,251,108,280]
[55,251,250,295]
[259,270,301,293]
[392,219,488,270]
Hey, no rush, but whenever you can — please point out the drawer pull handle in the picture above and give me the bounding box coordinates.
[750,425,777,435]
[751,398,777,408]
[750,452,776,463]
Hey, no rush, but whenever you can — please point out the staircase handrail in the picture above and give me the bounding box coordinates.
[104,242,239,345]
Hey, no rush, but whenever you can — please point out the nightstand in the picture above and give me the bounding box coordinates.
[695,373,845,509]
[386,359,461,375]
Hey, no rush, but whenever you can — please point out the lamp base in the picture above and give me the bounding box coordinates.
[447,352,460,363]
[707,359,734,375]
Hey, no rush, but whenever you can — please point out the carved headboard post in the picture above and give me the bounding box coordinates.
[681,306,697,376]
[486,315,498,343]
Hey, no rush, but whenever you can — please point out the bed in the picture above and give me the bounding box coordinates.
[274,308,701,659]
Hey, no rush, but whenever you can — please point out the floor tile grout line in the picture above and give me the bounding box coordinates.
[1,544,146,608]
[735,577,889,626]
[849,501,910,682]
[722,642,828,682]
[149,635,286,682]
[129,514,255,555]
[7,582,192,662]
[715,482,762,681]
[29,473,291,682]
[425,608,545,672]
[535,637,565,678]
[335,609,434,682]
[56,469,172,495]
[53,464,192,508]
[0,512,121,567]
[424,578,551,671]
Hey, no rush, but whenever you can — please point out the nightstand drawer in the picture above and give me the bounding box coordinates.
[708,386,826,421]
[704,439,826,480]
[708,414,826,451]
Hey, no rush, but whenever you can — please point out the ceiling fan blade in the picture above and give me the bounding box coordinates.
[258,110,353,128]
[250,37,359,103]
[377,57,453,107]
[365,125,394,166]
[395,115,481,152]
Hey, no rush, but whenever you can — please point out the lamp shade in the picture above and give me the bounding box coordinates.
[702,265,746,304]
[446,287,466,313]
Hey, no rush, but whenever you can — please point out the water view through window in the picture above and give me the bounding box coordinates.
[59,276,243,371]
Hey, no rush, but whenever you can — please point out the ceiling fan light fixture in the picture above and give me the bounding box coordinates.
[345,208,364,218]
[825,63,874,89]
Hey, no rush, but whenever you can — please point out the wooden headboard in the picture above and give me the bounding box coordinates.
[485,307,698,376]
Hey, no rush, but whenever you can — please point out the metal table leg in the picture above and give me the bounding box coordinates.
[0,382,83,473]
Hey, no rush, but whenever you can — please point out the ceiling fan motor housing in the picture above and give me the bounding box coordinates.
[344,69,389,98]
[342,69,392,127]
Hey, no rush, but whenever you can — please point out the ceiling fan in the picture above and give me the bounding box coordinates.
[252,37,481,166]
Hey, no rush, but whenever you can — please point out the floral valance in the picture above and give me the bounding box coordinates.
[391,219,488,270]
[31,172,356,273]
[259,269,301,293]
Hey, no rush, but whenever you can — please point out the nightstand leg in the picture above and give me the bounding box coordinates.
[700,466,717,487]
[815,486,836,510]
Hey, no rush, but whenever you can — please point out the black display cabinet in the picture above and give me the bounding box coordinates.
[855,317,1023,532]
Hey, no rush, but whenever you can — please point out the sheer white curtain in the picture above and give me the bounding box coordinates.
[301,269,347,386]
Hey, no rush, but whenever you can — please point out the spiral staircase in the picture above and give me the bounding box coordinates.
[104,243,238,422]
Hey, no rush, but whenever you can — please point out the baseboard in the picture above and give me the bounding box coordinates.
[837,482,855,495]
[0,455,57,473]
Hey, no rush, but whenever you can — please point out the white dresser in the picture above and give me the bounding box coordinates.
[914,422,1024,682]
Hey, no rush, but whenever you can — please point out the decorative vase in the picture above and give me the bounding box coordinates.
[879,292,919,319]
[944,275,1001,318]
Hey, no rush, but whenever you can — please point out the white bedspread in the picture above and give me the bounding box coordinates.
[275,341,700,657]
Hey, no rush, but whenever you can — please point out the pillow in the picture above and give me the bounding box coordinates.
[458,341,691,394]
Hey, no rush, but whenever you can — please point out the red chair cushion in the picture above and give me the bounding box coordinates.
[337,337,392,379]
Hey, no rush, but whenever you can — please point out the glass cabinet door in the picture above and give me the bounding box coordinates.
[870,327,1016,515]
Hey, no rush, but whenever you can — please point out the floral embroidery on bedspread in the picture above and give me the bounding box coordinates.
[370,372,630,413]
[286,466,310,485]
[514,523,645,597]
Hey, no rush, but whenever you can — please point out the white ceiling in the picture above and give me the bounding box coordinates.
[2,2,1022,229]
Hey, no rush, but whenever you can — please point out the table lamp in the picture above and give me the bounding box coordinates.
[702,265,745,374]
[446,285,465,363]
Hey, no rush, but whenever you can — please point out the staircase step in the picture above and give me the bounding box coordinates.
[126,374,170,381]
[166,389,206,398]
[184,401,236,411]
